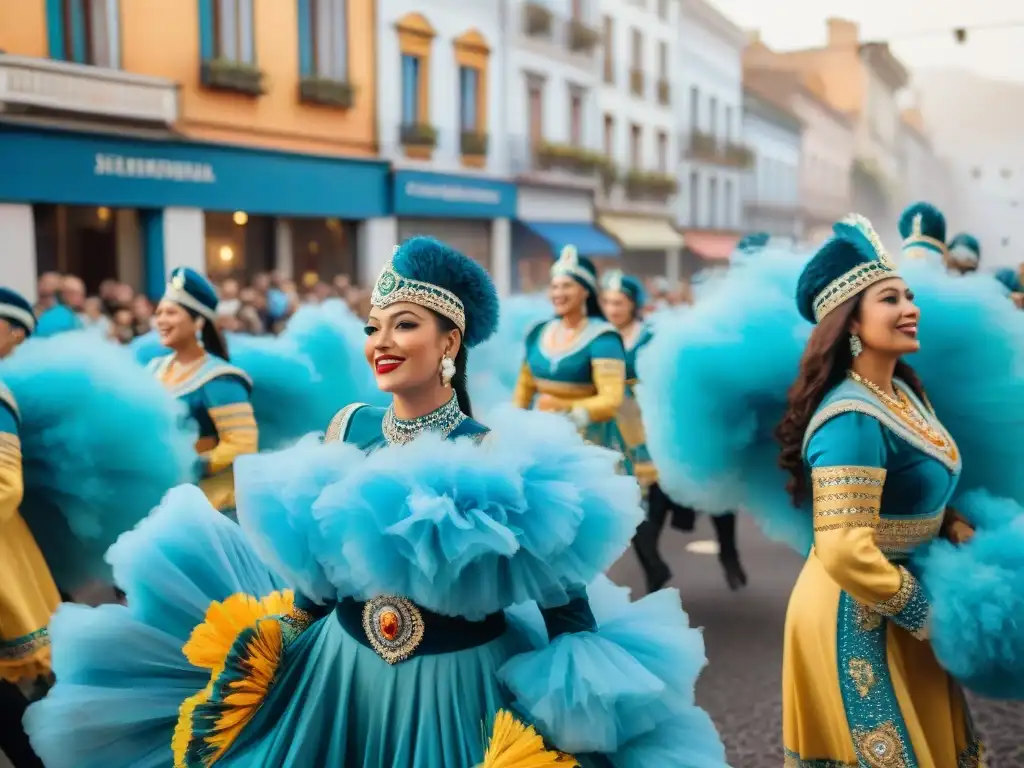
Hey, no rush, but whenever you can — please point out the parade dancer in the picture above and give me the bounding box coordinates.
[898,201,949,267]
[0,289,56,768]
[25,237,725,768]
[511,246,628,453]
[148,268,258,515]
[946,232,981,275]
[640,213,1024,765]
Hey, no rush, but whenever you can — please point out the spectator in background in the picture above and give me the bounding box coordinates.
[34,272,61,315]
[110,308,136,344]
[35,273,83,338]
[217,278,241,318]
[60,276,87,316]
[235,288,264,335]
[81,296,112,337]
[131,295,155,337]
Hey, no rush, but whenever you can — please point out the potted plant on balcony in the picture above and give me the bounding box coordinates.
[625,170,679,201]
[688,130,717,160]
[299,77,355,108]
[400,123,438,159]
[524,2,553,37]
[535,143,601,175]
[724,142,753,168]
[201,58,265,96]
[568,19,600,53]
[460,131,488,157]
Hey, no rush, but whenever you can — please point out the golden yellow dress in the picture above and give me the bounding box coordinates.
[147,353,258,513]
[783,377,984,767]
[0,381,60,684]
[512,318,627,449]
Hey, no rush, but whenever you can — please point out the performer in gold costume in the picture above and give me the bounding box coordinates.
[512,246,626,451]
[776,216,983,766]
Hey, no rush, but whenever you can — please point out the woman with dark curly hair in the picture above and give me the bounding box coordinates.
[776,215,982,766]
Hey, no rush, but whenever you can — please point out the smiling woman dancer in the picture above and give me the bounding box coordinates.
[26,237,725,768]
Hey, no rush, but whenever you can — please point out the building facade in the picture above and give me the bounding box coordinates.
[0,0,389,301]
[740,85,802,243]
[744,18,910,252]
[914,68,1024,269]
[743,67,854,245]
[503,0,618,293]
[897,106,954,221]
[596,0,684,280]
[675,0,748,273]
[375,0,519,293]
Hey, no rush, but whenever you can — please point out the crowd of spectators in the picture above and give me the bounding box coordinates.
[31,270,695,345]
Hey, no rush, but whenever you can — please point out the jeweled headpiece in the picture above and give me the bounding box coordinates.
[370,237,499,348]
[0,286,36,336]
[371,248,467,334]
[797,214,899,324]
[898,202,948,261]
[601,269,644,307]
[163,267,218,321]
[551,245,599,292]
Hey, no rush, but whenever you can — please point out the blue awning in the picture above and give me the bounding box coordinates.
[520,220,622,258]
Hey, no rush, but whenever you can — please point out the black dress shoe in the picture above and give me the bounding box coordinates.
[719,553,748,591]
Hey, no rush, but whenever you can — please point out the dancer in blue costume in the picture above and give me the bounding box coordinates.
[946,232,981,275]
[898,201,949,267]
[512,246,627,453]
[640,213,1024,764]
[26,237,725,768]
[148,268,258,514]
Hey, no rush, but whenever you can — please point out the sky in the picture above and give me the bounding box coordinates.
[709,0,1024,84]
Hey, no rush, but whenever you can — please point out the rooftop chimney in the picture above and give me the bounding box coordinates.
[826,17,859,49]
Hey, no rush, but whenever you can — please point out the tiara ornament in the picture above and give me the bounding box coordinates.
[550,244,597,291]
[811,214,900,322]
[371,258,467,334]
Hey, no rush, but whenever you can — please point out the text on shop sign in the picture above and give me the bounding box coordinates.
[403,181,501,205]
[94,153,217,183]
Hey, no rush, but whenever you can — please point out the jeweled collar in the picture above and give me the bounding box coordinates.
[382,395,466,445]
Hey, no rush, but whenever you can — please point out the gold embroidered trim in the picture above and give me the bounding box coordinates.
[371,257,466,334]
[848,658,877,698]
[324,403,367,443]
[852,720,908,768]
[592,358,626,376]
[876,513,945,555]
[811,466,885,531]
[854,602,883,632]
[873,566,915,617]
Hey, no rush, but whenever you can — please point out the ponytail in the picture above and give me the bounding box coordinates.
[451,344,473,418]
[201,320,230,361]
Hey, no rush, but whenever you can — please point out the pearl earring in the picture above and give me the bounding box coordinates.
[849,333,863,357]
[440,355,456,386]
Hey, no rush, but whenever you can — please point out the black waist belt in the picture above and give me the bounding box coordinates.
[335,596,507,662]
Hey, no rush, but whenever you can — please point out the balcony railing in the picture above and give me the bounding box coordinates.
[509,137,604,187]
[624,169,679,202]
[0,53,178,125]
[686,130,754,168]
[521,2,602,60]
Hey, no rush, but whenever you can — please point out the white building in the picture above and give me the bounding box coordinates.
[896,106,955,228]
[740,84,803,243]
[914,68,1024,270]
[501,0,620,292]
[742,67,855,246]
[596,0,684,280]
[675,0,748,272]
[376,0,515,291]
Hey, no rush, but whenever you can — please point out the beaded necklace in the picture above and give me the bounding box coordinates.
[381,395,466,445]
[847,371,957,458]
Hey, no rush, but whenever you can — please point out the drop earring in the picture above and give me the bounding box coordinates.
[849,333,863,357]
[440,355,456,387]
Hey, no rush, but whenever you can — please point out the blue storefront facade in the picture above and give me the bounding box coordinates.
[0,124,391,300]
[389,169,518,296]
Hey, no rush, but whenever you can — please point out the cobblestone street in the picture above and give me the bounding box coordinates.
[608,515,1024,768]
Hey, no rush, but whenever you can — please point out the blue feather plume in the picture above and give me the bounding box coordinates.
[469,293,551,416]
[1,332,195,591]
[637,248,813,552]
[902,261,1024,504]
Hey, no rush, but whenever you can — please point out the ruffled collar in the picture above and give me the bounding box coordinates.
[382,395,466,445]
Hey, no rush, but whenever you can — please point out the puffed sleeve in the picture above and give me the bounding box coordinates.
[0,398,23,522]
[199,376,259,477]
[807,411,929,639]
[565,332,626,427]
[511,362,537,410]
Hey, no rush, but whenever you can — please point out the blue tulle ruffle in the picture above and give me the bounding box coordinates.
[128,330,165,366]
[901,261,1024,503]
[914,490,1024,700]
[499,576,725,765]
[24,485,282,768]
[469,294,550,416]
[637,249,812,553]
[0,332,195,591]
[236,406,642,620]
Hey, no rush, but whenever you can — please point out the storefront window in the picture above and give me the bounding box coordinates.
[204,211,274,281]
[289,216,358,285]
[33,204,134,293]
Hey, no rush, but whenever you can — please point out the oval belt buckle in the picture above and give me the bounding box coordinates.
[362,595,425,665]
